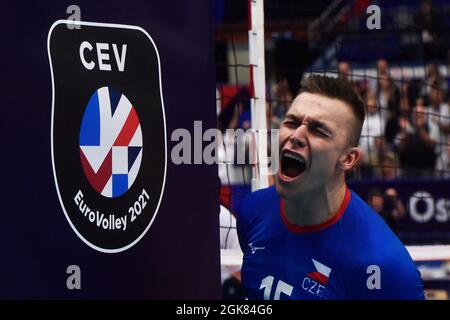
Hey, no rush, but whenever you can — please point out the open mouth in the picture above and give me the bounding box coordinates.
[281,150,307,179]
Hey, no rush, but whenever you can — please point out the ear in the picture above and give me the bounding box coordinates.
[338,147,362,171]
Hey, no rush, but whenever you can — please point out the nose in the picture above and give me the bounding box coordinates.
[289,122,308,148]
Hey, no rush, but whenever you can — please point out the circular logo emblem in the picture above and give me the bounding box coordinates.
[50,23,166,253]
[79,87,143,198]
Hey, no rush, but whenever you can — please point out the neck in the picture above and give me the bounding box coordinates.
[283,179,347,227]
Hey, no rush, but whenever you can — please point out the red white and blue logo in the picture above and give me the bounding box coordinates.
[307,259,332,285]
[49,21,166,253]
[301,258,332,297]
[79,87,143,198]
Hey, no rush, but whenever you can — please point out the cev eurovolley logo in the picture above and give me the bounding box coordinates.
[79,87,143,198]
[49,20,167,253]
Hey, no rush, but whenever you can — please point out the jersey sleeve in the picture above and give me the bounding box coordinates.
[235,192,253,254]
[349,252,425,300]
[235,188,267,255]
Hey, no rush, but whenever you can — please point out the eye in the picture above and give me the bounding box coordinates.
[283,120,298,128]
[310,125,329,137]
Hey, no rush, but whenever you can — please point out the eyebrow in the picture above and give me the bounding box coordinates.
[284,114,333,134]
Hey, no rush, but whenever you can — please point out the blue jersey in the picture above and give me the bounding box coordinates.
[236,186,425,300]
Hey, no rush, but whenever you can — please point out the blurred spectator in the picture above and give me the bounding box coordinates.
[373,137,399,179]
[368,59,390,94]
[377,59,389,76]
[359,93,386,177]
[406,79,423,111]
[338,61,352,81]
[428,86,450,176]
[414,0,440,42]
[379,152,400,180]
[422,63,447,98]
[376,74,400,120]
[414,0,444,60]
[361,135,399,180]
[385,96,410,147]
[367,188,384,214]
[218,87,251,132]
[338,61,367,98]
[396,103,438,177]
[270,77,293,129]
[368,187,406,230]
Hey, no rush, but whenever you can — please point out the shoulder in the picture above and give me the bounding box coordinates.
[344,190,396,232]
[236,185,278,220]
[235,185,278,244]
[341,190,425,299]
[344,190,409,259]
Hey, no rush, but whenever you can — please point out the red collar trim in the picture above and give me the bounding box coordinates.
[280,188,351,233]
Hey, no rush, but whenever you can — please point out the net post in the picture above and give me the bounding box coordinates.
[248,0,269,191]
